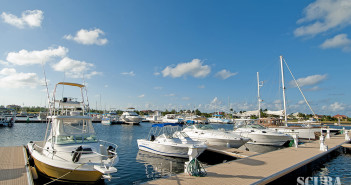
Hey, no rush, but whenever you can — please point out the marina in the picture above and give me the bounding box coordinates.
[1,1,351,184]
[1,122,351,185]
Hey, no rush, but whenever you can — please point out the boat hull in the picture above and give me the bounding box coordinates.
[137,139,206,158]
[32,156,102,182]
[244,133,291,146]
[270,127,320,140]
[194,137,248,148]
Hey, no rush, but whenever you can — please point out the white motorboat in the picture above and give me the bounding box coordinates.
[101,114,112,125]
[0,108,15,127]
[27,82,119,182]
[233,119,292,146]
[207,114,232,124]
[162,114,183,123]
[182,124,250,148]
[120,108,143,125]
[137,123,207,158]
[269,125,321,140]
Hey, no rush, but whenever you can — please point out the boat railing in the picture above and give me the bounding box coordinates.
[31,140,118,164]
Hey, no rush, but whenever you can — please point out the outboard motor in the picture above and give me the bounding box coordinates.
[72,146,83,163]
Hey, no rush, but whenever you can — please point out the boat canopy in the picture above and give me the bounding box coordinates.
[212,115,223,117]
[58,82,85,88]
[152,123,182,127]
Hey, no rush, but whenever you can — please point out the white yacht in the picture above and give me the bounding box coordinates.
[233,119,292,146]
[182,124,250,148]
[120,108,143,125]
[207,114,232,124]
[27,82,119,182]
[162,114,183,123]
[137,123,207,158]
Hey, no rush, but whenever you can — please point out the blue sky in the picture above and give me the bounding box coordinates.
[0,0,350,116]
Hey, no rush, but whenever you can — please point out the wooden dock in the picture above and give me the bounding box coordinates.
[206,145,258,159]
[0,146,33,185]
[145,134,349,185]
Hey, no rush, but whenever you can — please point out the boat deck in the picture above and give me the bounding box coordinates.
[0,146,32,185]
[145,134,349,185]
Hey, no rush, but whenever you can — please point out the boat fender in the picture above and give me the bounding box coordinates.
[72,146,83,163]
[107,145,115,158]
[31,166,38,180]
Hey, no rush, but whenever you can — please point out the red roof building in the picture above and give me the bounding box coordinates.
[333,114,348,120]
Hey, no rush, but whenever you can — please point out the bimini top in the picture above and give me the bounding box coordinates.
[57,82,85,88]
[152,123,182,127]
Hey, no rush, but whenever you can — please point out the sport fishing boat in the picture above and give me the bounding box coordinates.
[182,124,250,148]
[27,82,119,182]
[137,123,207,158]
[233,119,292,146]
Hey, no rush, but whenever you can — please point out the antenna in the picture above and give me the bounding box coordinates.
[41,62,51,145]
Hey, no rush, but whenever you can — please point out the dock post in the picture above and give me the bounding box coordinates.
[292,133,298,148]
[345,130,350,141]
[320,135,328,151]
[326,128,331,139]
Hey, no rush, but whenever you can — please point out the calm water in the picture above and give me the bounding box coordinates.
[1,122,349,184]
[312,153,351,185]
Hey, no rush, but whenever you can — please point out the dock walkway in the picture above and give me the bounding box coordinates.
[145,134,348,185]
[0,146,32,185]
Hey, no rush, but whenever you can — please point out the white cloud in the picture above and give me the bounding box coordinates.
[320,34,351,50]
[138,94,145,98]
[154,86,163,90]
[0,60,9,66]
[290,74,327,87]
[6,46,68,65]
[294,0,351,37]
[104,85,108,88]
[211,97,222,105]
[215,69,237,80]
[64,28,108,45]
[305,86,322,91]
[161,59,211,78]
[165,93,175,97]
[182,97,190,100]
[298,100,305,105]
[121,71,135,77]
[153,72,160,76]
[330,102,345,112]
[198,85,205,89]
[1,10,43,28]
[52,57,99,79]
[0,68,42,88]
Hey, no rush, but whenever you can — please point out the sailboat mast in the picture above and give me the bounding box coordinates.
[280,56,288,125]
[257,72,261,119]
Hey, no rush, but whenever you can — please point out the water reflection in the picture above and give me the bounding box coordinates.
[136,150,188,179]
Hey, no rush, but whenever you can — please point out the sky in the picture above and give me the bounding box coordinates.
[0,0,350,116]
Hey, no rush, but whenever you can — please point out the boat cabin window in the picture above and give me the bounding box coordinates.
[195,124,213,130]
[55,135,97,145]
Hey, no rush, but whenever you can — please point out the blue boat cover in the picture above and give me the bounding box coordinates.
[152,123,183,127]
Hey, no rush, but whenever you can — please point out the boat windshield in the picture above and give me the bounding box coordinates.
[51,118,97,144]
[195,124,214,130]
[55,135,98,145]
